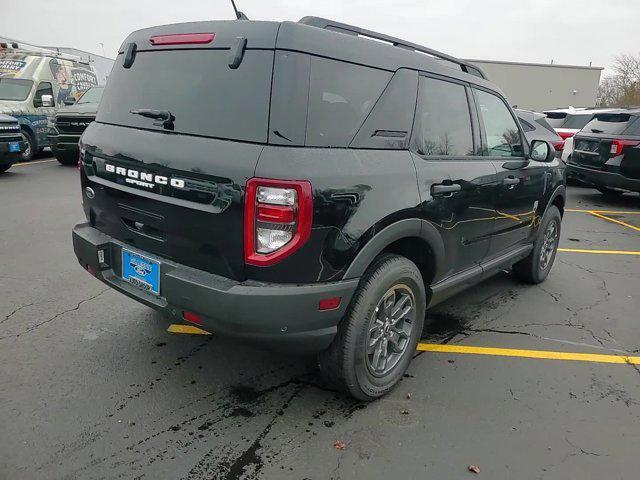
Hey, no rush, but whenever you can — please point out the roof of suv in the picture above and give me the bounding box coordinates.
[118,17,499,93]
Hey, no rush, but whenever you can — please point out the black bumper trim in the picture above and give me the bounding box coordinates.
[567,163,640,193]
[72,223,359,353]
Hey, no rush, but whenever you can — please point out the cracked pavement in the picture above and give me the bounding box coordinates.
[1,159,640,479]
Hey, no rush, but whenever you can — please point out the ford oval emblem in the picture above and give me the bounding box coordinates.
[85,187,95,199]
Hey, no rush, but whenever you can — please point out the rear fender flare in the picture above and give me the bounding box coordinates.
[343,218,445,282]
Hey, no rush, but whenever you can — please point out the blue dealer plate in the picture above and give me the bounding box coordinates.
[122,249,160,295]
[9,142,20,152]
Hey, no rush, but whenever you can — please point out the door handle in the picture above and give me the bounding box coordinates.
[503,176,520,187]
[432,183,462,196]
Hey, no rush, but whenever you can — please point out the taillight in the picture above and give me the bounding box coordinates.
[149,33,215,46]
[558,131,575,140]
[551,140,564,151]
[610,139,640,156]
[244,178,313,266]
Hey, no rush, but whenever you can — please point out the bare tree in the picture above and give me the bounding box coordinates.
[597,53,640,107]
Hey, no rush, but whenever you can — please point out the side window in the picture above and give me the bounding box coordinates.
[412,76,474,156]
[474,89,523,157]
[34,82,54,106]
[306,57,391,147]
[518,118,535,132]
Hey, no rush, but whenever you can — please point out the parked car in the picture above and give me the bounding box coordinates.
[515,109,563,155]
[543,107,619,161]
[72,17,565,400]
[0,113,26,174]
[567,109,640,196]
[49,86,103,165]
[0,41,98,161]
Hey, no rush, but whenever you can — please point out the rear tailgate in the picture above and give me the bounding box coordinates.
[81,21,279,281]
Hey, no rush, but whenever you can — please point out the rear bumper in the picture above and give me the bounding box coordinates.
[0,140,26,165]
[72,223,358,353]
[567,163,640,193]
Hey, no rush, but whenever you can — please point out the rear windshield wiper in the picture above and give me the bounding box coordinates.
[130,109,175,130]
[590,129,603,133]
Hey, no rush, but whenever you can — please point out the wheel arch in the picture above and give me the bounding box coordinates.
[546,184,566,217]
[343,218,445,291]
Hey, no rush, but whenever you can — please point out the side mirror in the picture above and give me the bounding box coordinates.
[63,97,76,106]
[41,94,54,107]
[530,140,555,162]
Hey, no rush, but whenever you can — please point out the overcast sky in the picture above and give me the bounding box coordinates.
[1,0,638,74]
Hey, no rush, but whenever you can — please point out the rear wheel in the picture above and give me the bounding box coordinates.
[318,254,425,401]
[20,130,35,162]
[596,186,624,197]
[512,205,561,284]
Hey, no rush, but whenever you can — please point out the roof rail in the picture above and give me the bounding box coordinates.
[298,16,486,79]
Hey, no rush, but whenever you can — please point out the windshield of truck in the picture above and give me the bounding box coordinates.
[0,78,33,101]
[97,50,273,143]
[77,86,104,104]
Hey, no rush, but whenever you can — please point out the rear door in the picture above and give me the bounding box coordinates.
[473,88,548,254]
[82,23,278,281]
[411,75,497,280]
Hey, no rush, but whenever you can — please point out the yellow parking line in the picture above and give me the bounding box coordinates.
[12,159,57,167]
[589,211,640,233]
[558,247,640,255]
[417,343,640,365]
[566,208,640,215]
[167,324,212,335]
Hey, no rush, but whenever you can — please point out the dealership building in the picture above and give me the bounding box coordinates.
[468,59,604,111]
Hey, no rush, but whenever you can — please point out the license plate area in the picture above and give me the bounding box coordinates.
[121,248,160,295]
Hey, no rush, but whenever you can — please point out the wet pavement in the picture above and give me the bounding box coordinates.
[1,157,639,479]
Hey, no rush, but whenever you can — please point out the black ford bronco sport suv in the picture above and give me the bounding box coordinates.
[72,17,565,400]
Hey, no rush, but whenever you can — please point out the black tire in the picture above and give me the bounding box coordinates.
[596,186,624,197]
[318,254,426,401]
[56,153,77,166]
[512,205,561,284]
[0,164,11,175]
[20,130,35,162]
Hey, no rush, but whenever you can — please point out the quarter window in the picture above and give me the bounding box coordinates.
[412,76,474,156]
[475,89,523,157]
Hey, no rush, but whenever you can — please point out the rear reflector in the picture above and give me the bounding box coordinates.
[183,311,204,325]
[319,297,341,311]
[150,33,215,46]
[257,204,295,223]
[610,139,640,156]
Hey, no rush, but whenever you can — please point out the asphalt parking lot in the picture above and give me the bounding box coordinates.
[1,156,639,480]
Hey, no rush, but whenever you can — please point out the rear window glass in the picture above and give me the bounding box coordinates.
[561,114,593,130]
[544,112,567,128]
[97,50,273,143]
[582,113,638,135]
[306,57,391,147]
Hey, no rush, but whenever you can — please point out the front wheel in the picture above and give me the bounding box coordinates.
[512,205,561,284]
[20,130,35,162]
[318,254,426,401]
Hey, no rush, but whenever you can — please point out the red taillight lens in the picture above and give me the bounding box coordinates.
[256,204,295,223]
[610,139,640,156]
[558,131,575,140]
[149,33,215,46]
[551,140,565,151]
[244,178,313,266]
